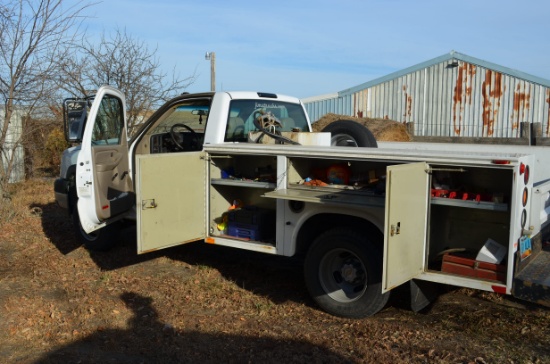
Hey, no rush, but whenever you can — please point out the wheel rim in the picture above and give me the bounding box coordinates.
[318,248,368,303]
[331,134,359,147]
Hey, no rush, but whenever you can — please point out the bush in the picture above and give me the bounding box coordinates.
[43,127,69,171]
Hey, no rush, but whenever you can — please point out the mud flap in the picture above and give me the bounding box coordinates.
[512,248,550,307]
[410,279,439,312]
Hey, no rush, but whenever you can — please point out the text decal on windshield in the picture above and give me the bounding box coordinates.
[255,103,284,109]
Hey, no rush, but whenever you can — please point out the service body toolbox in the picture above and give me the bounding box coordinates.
[205,142,548,312]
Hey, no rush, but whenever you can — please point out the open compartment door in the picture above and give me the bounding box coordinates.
[136,152,206,254]
[383,162,430,293]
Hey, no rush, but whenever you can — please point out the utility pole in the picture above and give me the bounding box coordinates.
[205,52,216,91]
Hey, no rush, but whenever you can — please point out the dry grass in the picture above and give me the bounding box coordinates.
[0,178,549,363]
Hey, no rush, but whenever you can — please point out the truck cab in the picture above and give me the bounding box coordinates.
[55,86,317,248]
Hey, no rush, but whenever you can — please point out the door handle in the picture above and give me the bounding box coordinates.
[390,222,401,236]
[142,199,157,209]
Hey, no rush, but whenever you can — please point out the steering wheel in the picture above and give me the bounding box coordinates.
[170,123,198,150]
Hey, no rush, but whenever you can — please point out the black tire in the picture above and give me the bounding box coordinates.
[71,198,117,251]
[304,228,389,318]
[321,120,378,147]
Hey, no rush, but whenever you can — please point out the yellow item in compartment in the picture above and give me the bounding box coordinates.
[217,212,229,231]
[218,199,243,231]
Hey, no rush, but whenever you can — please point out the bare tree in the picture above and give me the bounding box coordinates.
[58,28,196,135]
[0,0,89,196]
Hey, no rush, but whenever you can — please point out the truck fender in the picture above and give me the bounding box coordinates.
[287,204,384,256]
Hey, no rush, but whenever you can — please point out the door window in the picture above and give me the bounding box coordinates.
[92,95,124,145]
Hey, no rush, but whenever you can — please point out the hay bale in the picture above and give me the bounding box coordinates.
[312,113,411,142]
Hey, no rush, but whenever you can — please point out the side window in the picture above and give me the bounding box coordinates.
[92,95,124,145]
[225,105,247,142]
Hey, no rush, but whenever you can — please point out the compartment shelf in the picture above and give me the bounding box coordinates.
[431,197,508,211]
[264,188,385,207]
[211,178,276,189]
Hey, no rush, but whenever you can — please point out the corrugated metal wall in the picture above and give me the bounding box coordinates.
[304,56,550,138]
[303,93,344,122]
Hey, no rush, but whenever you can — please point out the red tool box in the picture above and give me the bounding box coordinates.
[441,253,506,283]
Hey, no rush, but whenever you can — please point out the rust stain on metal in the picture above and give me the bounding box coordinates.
[467,64,476,103]
[352,92,367,118]
[453,63,477,135]
[353,89,369,118]
[402,85,412,120]
[512,83,531,132]
[481,69,504,136]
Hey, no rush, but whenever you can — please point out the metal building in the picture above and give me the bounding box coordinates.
[303,51,550,140]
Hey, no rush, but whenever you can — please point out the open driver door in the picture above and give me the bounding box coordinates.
[76,86,133,234]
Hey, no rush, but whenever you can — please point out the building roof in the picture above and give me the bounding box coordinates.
[338,51,550,97]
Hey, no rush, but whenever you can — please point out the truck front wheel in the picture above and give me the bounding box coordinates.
[71,197,117,251]
[304,228,389,318]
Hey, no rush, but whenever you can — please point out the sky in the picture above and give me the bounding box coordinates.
[68,0,550,99]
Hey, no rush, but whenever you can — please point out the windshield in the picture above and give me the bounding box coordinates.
[224,99,309,142]
[149,99,211,135]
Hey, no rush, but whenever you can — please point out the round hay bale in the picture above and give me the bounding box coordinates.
[312,113,411,142]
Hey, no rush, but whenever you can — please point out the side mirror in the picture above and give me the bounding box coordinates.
[63,99,88,142]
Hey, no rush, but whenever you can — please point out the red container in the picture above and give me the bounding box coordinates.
[441,253,506,283]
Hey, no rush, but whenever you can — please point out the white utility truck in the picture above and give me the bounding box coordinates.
[54,86,550,318]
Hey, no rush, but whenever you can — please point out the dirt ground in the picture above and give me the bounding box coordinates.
[0,178,549,363]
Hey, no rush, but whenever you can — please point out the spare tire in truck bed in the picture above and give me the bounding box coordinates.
[321,119,378,147]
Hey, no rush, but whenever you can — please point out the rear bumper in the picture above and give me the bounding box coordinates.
[54,178,69,210]
[512,234,550,307]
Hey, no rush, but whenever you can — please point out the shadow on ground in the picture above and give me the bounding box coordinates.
[36,292,351,364]
[39,201,441,314]
[39,202,312,308]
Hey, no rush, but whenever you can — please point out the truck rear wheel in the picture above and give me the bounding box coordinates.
[304,228,389,318]
[321,120,378,148]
